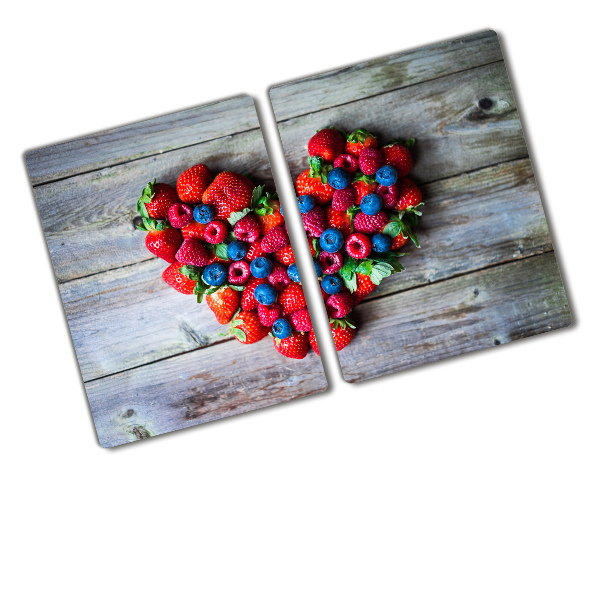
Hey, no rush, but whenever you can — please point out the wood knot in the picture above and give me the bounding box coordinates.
[478,97,493,110]
[132,216,143,229]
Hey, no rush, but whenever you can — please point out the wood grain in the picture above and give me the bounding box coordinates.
[270,30,503,121]
[26,95,258,185]
[275,61,526,187]
[338,252,571,383]
[86,336,328,448]
[33,128,274,283]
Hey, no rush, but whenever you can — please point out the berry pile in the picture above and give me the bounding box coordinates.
[136,165,312,359]
[295,127,423,353]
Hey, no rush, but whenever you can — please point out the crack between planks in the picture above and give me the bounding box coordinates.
[273,59,505,125]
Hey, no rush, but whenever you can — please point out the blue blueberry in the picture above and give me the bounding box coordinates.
[254,283,278,306]
[372,233,392,253]
[287,264,301,282]
[298,195,316,214]
[203,263,227,287]
[361,193,383,215]
[327,167,352,190]
[313,259,323,277]
[319,228,344,253]
[321,274,343,295]
[227,240,248,261]
[193,204,215,224]
[376,165,398,187]
[272,318,292,339]
[250,257,273,279]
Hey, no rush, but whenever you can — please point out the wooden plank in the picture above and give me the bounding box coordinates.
[33,128,274,283]
[60,258,236,382]
[86,337,328,448]
[275,61,526,186]
[270,30,503,121]
[26,95,259,185]
[338,252,571,383]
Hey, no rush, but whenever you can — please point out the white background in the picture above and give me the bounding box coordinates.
[2,2,599,598]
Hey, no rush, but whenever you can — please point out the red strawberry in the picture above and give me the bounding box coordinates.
[261,226,289,252]
[351,178,378,204]
[175,237,211,267]
[295,169,334,205]
[241,277,266,311]
[138,219,182,263]
[358,147,383,175]
[329,318,356,351]
[257,201,285,235]
[274,245,295,266]
[325,291,353,318]
[279,282,306,315]
[246,239,267,261]
[229,310,268,344]
[325,206,353,237]
[345,129,378,157]
[234,213,261,243]
[273,331,308,360]
[258,303,281,327]
[181,221,206,240]
[353,210,388,234]
[384,225,409,250]
[206,286,240,325]
[291,307,312,332]
[308,330,319,355]
[202,172,254,220]
[162,262,197,295]
[308,128,345,162]
[381,142,413,178]
[395,178,422,210]
[302,206,326,237]
[176,164,212,204]
[352,273,377,304]
[137,181,178,220]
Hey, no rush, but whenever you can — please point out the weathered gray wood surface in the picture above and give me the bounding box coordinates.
[27,95,328,447]
[26,95,258,185]
[339,253,570,382]
[269,30,571,383]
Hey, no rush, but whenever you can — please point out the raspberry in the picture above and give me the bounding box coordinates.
[268,263,291,291]
[346,233,372,259]
[318,251,343,274]
[325,291,353,319]
[358,147,383,175]
[228,260,251,285]
[333,153,359,173]
[291,307,312,332]
[353,210,388,234]
[203,220,228,244]
[302,206,326,237]
[168,203,194,228]
[234,214,260,243]
[376,183,399,209]
[332,186,356,211]
[261,226,289,252]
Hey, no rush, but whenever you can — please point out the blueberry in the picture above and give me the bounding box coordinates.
[254,283,278,305]
[313,259,323,277]
[319,228,344,253]
[375,165,398,187]
[327,167,351,190]
[361,193,383,215]
[272,318,292,339]
[250,257,273,278]
[298,195,316,214]
[322,274,343,295]
[193,204,215,224]
[203,263,227,287]
[372,233,392,253]
[287,264,301,282]
[227,240,248,261]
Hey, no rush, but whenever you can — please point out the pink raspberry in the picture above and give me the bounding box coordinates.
[203,220,228,244]
[228,260,251,285]
[376,183,399,209]
[318,251,343,274]
[332,186,356,211]
[353,211,388,234]
[268,263,291,291]
[346,233,372,259]
[258,303,281,327]
[291,307,312,332]
[168,203,194,228]
[333,153,359,174]
[234,214,260,243]
[302,206,326,237]
[261,225,289,252]
[326,291,353,319]
[358,147,383,175]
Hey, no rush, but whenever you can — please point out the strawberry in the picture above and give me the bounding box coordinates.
[291,307,312,332]
[261,226,289,252]
[229,309,268,344]
[257,303,281,327]
[257,200,284,235]
[308,128,345,162]
[395,178,422,210]
[137,180,178,220]
[176,164,212,204]
[325,291,353,319]
[279,282,306,315]
[381,141,414,178]
[162,262,198,295]
[351,178,378,204]
[358,147,383,175]
[202,172,254,220]
[181,221,206,240]
[241,277,266,311]
[205,286,240,325]
[273,331,308,360]
[353,210,388,234]
[302,206,326,237]
[390,231,409,251]
[175,237,212,267]
[137,218,182,263]
[246,239,267,262]
[352,272,377,304]
[329,318,356,351]
[345,129,378,157]
[308,330,320,356]
[295,169,334,205]
[274,245,295,266]
[325,206,353,237]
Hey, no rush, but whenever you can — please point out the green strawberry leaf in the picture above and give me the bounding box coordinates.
[346,128,376,143]
[352,172,376,185]
[343,272,357,293]
[382,221,403,238]
[232,328,247,342]
[356,260,373,276]
[312,237,321,258]
[194,280,209,303]
[369,262,394,285]
[250,185,264,209]
[404,138,416,149]
[179,265,203,281]
[228,208,251,226]
[214,243,229,260]
[136,179,155,218]
[205,286,220,295]
[347,205,362,219]
[228,285,246,292]
[340,256,358,280]
[226,231,237,243]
